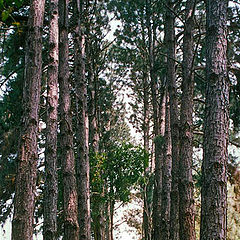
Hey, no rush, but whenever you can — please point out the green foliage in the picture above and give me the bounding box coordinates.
[154,135,165,146]
[0,0,25,22]
[90,142,147,203]
[0,29,24,224]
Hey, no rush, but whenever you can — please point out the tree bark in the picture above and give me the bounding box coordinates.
[200,0,229,239]
[145,1,164,239]
[179,1,196,240]
[73,0,91,239]
[89,65,105,240]
[142,71,151,240]
[59,0,79,238]
[11,0,45,239]
[165,1,180,239]
[43,0,59,238]
[161,93,172,240]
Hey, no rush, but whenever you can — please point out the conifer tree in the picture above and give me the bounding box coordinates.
[165,1,180,239]
[179,0,196,239]
[43,0,59,238]
[200,0,229,239]
[11,0,45,239]
[59,0,79,238]
[73,0,91,238]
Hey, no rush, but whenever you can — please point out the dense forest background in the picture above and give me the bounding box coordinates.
[0,0,240,239]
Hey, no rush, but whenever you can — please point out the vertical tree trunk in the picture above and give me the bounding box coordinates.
[59,0,79,238]
[73,0,91,239]
[179,1,196,240]
[143,72,150,154]
[165,1,180,239]
[142,71,151,240]
[161,93,172,240]
[200,0,229,239]
[11,0,45,239]
[89,70,105,240]
[145,1,163,239]
[109,200,115,240]
[43,0,59,238]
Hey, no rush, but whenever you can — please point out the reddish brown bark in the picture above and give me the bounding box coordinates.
[179,1,196,240]
[43,0,59,238]
[11,0,45,239]
[200,0,229,239]
[59,0,79,238]
[73,0,91,239]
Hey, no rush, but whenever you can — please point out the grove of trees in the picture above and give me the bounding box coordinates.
[0,0,240,239]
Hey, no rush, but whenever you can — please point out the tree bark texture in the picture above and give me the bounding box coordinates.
[179,1,196,240]
[161,93,172,240]
[43,0,59,239]
[200,0,229,239]
[59,0,79,238]
[165,1,180,239]
[152,92,165,240]
[88,57,105,240]
[74,0,91,239]
[11,0,45,239]
[142,71,151,240]
[146,1,163,239]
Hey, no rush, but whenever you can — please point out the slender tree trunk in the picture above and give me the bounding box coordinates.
[87,36,105,238]
[11,0,45,239]
[59,0,79,238]
[179,1,196,240]
[161,92,172,240]
[200,0,229,239]
[109,200,114,240]
[143,72,150,154]
[73,0,91,239]
[145,1,164,239]
[142,71,151,240]
[89,63,105,240]
[105,200,111,240]
[165,1,180,239]
[43,0,59,238]
[152,92,165,240]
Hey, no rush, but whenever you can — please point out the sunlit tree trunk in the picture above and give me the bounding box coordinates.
[179,1,196,240]
[43,0,59,238]
[73,0,91,239]
[59,0,79,238]
[11,0,45,239]
[200,0,229,239]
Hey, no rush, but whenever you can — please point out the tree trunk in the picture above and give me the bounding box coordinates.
[73,0,91,239]
[145,1,163,239]
[179,1,196,240]
[11,0,45,239]
[89,79,105,240]
[109,200,114,240]
[43,0,59,238]
[87,41,105,240]
[165,1,180,239]
[59,0,79,238]
[161,93,172,240]
[200,0,229,239]
[142,71,151,240]
[152,92,166,240]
